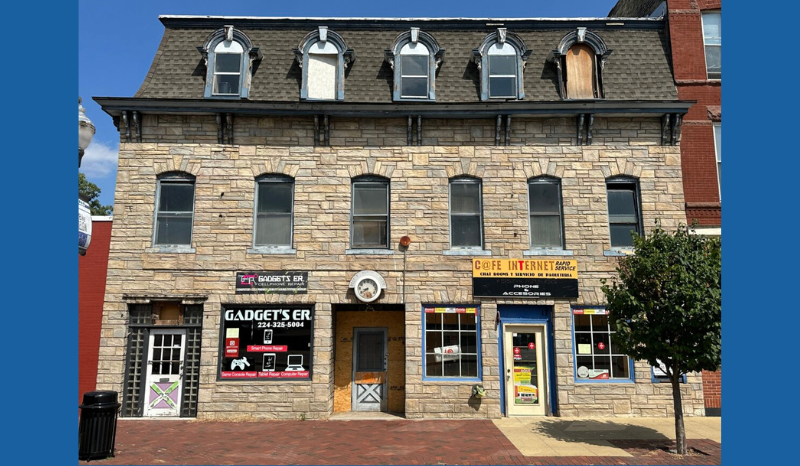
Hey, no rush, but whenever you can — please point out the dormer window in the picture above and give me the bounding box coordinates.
[548,28,612,100]
[385,28,445,101]
[199,25,261,99]
[294,27,354,101]
[473,29,530,101]
[213,40,243,95]
[400,43,430,98]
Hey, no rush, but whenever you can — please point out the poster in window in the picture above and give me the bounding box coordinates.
[218,306,314,380]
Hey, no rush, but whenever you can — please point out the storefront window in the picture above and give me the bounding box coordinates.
[423,306,481,380]
[572,307,633,382]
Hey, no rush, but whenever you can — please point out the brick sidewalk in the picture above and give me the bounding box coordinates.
[87,420,721,465]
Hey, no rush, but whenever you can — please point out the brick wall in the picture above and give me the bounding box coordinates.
[667,0,722,226]
[97,117,705,419]
[702,369,721,413]
[79,218,112,404]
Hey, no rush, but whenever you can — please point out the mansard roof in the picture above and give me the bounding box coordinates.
[132,16,677,103]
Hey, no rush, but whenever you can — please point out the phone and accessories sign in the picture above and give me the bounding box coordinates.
[472,259,578,298]
[218,306,314,380]
[235,271,308,294]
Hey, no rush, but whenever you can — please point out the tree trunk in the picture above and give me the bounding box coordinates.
[671,371,687,455]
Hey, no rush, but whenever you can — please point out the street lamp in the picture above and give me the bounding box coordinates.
[79,97,95,168]
[79,97,95,256]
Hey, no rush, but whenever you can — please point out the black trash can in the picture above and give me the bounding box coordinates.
[78,391,121,461]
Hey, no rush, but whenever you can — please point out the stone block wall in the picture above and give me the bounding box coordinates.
[97,116,703,418]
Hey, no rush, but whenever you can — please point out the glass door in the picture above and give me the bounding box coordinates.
[504,325,547,416]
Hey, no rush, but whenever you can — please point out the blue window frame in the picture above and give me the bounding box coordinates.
[651,360,687,384]
[422,305,482,382]
[571,306,634,383]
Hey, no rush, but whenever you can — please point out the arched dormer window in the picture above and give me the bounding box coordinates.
[472,29,531,100]
[547,28,612,100]
[293,27,354,101]
[384,28,445,101]
[199,25,261,99]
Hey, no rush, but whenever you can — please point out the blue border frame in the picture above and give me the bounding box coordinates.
[570,306,635,384]
[421,304,482,382]
[497,305,557,416]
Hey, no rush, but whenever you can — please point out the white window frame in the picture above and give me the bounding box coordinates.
[487,43,518,99]
[701,11,721,80]
[449,177,484,250]
[714,123,721,201]
[527,177,565,250]
[399,42,431,99]
[153,173,196,247]
[253,175,295,250]
[350,177,390,249]
[211,40,244,96]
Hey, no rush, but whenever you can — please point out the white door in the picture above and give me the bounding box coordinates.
[504,325,548,416]
[144,329,186,417]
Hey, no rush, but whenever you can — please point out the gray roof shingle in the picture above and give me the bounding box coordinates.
[134,19,677,102]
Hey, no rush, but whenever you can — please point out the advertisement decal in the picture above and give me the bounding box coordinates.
[218,305,314,381]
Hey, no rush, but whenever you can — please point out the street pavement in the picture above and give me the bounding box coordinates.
[86,416,721,465]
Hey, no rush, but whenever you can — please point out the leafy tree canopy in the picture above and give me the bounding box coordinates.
[79,172,113,216]
[602,222,721,378]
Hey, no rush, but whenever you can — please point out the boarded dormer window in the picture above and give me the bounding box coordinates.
[295,27,354,101]
[307,41,338,100]
[566,44,596,99]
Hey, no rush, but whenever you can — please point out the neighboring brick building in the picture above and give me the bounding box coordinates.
[610,0,722,416]
[79,216,113,404]
[94,15,706,420]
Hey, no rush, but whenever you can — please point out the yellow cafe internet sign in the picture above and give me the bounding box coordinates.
[472,259,578,279]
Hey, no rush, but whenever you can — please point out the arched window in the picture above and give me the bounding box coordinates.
[606,177,642,248]
[528,177,564,250]
[294,27,354,101]
[385,28,445,101]
[199,25,261,99]
[449,177,483,249]
[253,174,294,249]
[472,29,530,101]
[351,176,390,249]
[548,28,612,100]
[566,44,596,99]
[153,172,196,247]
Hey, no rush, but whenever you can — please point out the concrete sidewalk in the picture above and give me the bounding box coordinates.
[493,416,721,457]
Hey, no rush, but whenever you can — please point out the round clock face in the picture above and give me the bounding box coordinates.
[355,277,380,302]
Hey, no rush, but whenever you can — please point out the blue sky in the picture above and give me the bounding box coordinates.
[79,0,620,207]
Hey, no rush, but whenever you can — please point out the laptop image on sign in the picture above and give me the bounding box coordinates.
[285,355,304,371]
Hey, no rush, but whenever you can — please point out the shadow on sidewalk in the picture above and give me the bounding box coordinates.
[531,419,670,445]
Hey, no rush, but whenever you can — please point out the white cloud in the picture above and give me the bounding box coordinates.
[81,140,119,178]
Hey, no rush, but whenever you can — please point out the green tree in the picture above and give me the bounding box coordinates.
[601,221,721,455]
[79,172,114,216]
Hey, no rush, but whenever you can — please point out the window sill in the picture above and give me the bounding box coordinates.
[603,248,634,257]
[443,249,491,256]
[422,377,482,383]
[247,247,296,255]
[346,249,394,255]
[146,246,196,254]
[524,249,574,256]
[574,379,635,384]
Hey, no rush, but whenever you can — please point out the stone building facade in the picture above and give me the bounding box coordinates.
[95,16,705,419]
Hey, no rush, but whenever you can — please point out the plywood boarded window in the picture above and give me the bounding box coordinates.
[566,44,596,99]
[307,41,338,100]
